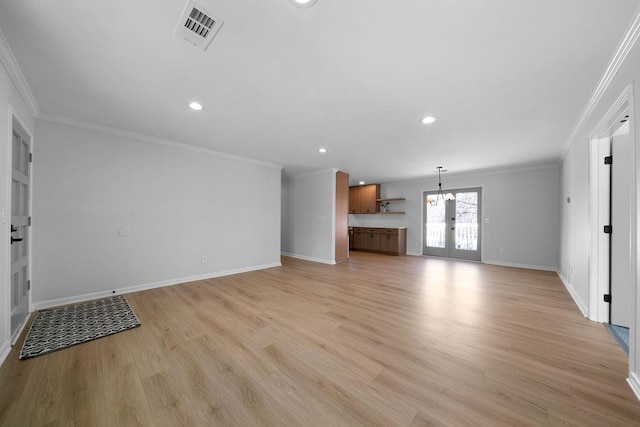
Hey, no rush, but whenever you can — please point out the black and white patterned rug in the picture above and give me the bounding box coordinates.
[20,295,140,360]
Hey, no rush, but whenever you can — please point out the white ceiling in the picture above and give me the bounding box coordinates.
[1,0,638,184]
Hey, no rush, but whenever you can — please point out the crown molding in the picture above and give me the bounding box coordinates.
[385,162,559,186]
[1,25,281,170]
[0,27,39,117]
[562,7,640,157]
[441,162,559,180]
[589,86,630,140]
[37,114,283,170]
[284,167,337,180]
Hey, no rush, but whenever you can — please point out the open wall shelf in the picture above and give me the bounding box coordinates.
[376,197,406,214]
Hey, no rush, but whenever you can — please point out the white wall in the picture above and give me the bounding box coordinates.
[31,120,282,306]
[350,164,560,270]
[560,20,640,397]
[559,141,590,314]
[281,169,335,264]
[0,55,34,360]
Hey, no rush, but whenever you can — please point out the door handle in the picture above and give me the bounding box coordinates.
[11,237,23,244]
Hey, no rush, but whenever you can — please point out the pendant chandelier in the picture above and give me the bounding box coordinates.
[427,166,455,206]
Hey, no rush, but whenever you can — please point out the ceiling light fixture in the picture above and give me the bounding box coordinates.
[189,102,203,111]
[426,167,455,205]
[421,115,437,125]
[318,147,327,153]
[359,181,365,185]
[290,0,318,8]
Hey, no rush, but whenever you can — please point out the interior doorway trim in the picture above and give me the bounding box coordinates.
[589,85,633,323]
[588,84,637,391]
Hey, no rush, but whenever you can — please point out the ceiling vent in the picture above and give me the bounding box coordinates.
[175,1,223,51]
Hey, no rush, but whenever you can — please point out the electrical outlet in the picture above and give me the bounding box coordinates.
[201,256,208,264]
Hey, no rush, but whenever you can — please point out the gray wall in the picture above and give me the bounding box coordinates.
[559,141,590,312]
[281,169,335,264]
[32,120,282,306]
[350,164,560,270]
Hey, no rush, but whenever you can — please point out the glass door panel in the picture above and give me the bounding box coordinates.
[454,192,478,251]
[424,193,448,257]
[426,198,446,248]
[451,190,481,260]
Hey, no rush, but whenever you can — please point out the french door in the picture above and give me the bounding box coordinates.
[423,188,481,261]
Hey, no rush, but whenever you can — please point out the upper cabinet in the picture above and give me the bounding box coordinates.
[349,184,406,214]
[349,184,380,214]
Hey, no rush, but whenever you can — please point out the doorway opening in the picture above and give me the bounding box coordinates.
[588,85,635,368]
[601,120,632,355]
[589,89,633,323]
[423,187,482,261]
[610,121,632,329]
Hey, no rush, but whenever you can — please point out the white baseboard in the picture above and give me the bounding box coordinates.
[557,271,589,318]
[406,251,422,256]
[281,252,336,265]
[11,314,30,345]
[483,259,558,272]
[0,313,32,368]
[32,262,282,311]
[0,340,10,367]
[628,372,640,402]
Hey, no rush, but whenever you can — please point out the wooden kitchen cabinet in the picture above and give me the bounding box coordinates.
[364,228,382,251]
[351,227,406,256]
[353,227,366,249]
[349,227,355,250]
[349,184,380,214]
[379,229,399,253]
[361,184,380,214]
[349,187,360,214]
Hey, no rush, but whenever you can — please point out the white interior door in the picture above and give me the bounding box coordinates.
[424,188,481,261]
[611,131,632,328]
[10,118,30,338]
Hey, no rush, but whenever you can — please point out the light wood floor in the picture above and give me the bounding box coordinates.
[1,252,639,426]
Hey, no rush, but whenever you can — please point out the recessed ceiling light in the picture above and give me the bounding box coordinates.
[359,181,365,185]
[421,115,437,124]
[318,148,327,153]
[290,0,318,8]
[189,102,204,111]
